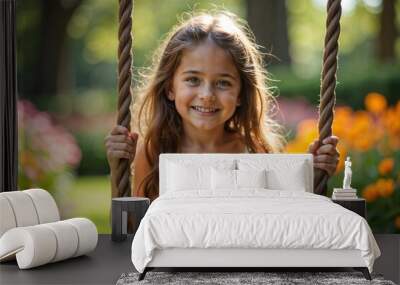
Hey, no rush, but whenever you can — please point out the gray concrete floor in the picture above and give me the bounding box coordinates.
[0,234,398,285]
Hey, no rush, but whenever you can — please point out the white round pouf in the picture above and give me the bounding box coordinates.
[0,225,57,269]
[42,221,79,262]
[64,218,98,257]
[24,189,60,223]
[0,191,39,228]
[0,196,17,237]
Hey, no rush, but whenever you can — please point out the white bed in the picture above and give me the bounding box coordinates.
[131,154,381,280]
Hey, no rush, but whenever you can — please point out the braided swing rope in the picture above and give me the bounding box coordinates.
[114,0,133,199]
[114,1,341,198]
[314,0,342,195]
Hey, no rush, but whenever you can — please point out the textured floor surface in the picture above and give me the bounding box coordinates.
[116,271,396,285]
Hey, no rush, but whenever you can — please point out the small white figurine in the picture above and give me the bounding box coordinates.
[343,156,352,189]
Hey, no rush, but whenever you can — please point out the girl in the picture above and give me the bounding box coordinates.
[105,11,339,202]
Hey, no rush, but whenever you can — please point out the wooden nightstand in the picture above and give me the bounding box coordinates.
[331,198,366,218]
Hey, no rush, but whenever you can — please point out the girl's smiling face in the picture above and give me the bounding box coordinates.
[168,39,241,132]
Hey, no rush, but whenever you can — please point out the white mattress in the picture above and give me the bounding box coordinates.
[131,190,381,273]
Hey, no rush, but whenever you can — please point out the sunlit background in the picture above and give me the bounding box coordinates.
[16,0,400,233]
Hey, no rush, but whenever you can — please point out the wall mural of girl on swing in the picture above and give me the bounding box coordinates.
[104,11,340,202]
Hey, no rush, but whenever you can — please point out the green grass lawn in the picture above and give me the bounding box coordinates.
[58,175,111,233]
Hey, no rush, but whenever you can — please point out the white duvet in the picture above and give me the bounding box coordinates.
[131,189,381,273]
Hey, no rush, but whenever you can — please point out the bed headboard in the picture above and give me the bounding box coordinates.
[159,153,314,195]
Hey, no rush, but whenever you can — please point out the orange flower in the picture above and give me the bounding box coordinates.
[346,111,378,151]
[365,92,387,114]
[333,107,353,139]
[362,185,379,202]
[395,216,400,229]
[378,158,394,175]
[335,143,347,174]
[286,119,318,153]
[383,105,400,149]
[376,178,395,198]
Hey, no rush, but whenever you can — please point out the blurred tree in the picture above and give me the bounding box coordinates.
[246,0,291,66]
[17,0,82,103]
[377,0,397,62]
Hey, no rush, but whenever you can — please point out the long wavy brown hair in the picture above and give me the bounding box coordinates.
[131,10,286,201]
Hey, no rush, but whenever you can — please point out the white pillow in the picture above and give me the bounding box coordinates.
[238,158,309,192]
[167,162,211,191]
[236,169,267,188]
[166,159,236,192]
[211,168,236,190]
[266,166,307,191]
[211,168,268,190]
